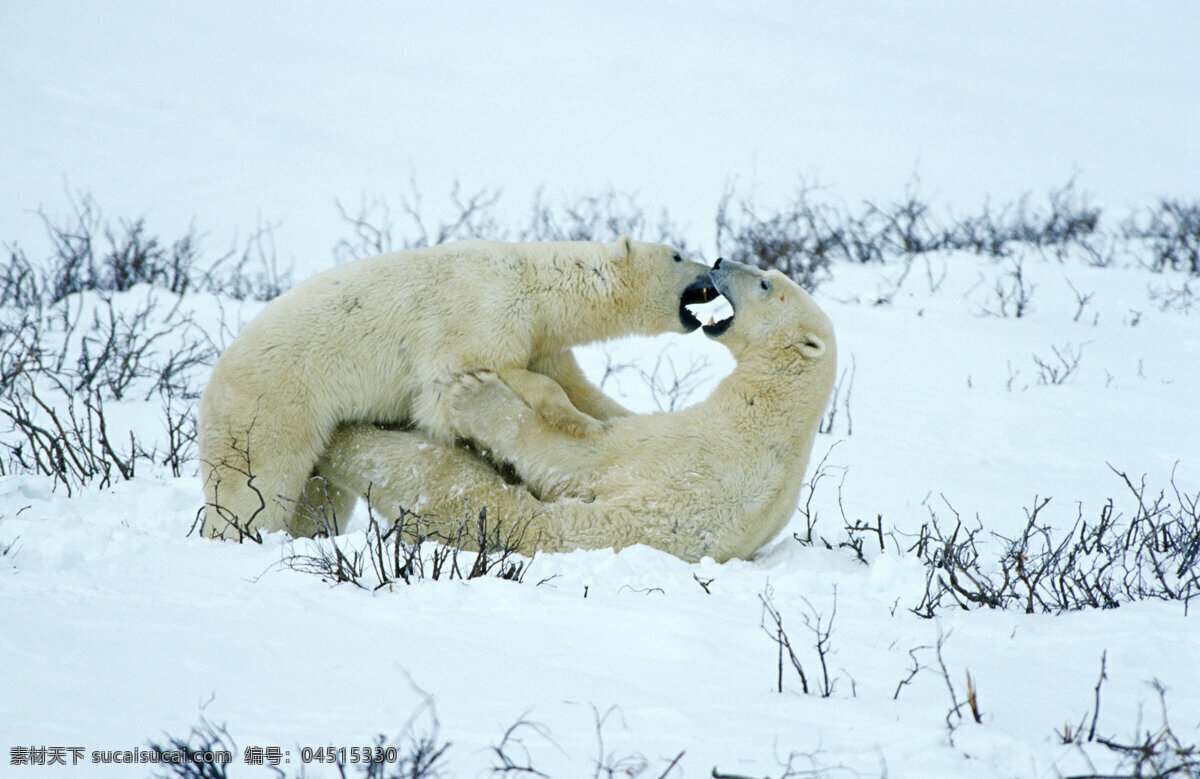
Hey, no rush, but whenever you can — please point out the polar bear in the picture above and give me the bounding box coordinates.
[199,237,715,540]
[315,258,837,562]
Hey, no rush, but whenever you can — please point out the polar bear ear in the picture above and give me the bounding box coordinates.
[798,335,826,358]
[615,234,633,261]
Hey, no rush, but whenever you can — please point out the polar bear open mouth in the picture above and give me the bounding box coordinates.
[679,276,723,331]
[697,271,736,337]
[682,283,734,336]
[700,299,734,336]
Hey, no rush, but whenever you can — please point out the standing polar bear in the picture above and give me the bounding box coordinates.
[317,259,837,563]
[199,237,714,540]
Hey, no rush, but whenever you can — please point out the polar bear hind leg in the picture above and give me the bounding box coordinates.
[317,424,571,555]
[297,475,359,535]
[202,413,333,539]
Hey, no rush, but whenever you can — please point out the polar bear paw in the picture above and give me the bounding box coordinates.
[446,372,518,429]
[536,400,607,438]
[449,371,605,440]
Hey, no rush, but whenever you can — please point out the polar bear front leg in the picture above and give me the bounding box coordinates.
[532,350,632,422]
[447,372,601,500]
[492,366,606,437]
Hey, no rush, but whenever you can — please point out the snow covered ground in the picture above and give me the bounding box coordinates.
[3,3,1199,777]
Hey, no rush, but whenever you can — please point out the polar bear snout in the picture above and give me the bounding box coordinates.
[701,258,750,337]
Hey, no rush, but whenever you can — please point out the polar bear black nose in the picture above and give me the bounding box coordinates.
[713,257,723,270]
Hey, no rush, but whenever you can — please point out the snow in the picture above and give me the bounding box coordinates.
[3,3,1199,777]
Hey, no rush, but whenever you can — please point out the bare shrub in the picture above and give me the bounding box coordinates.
[1148,278,1198,314]
[818,354,855,436]
[1,525,21,563]
[325,179,1192,308]
[198,220,291,301]
[594,343,711,413]
[334,177,505,262]
[715,177,1106,294]
[759,584,839,698]
[0,310,43,394]
[906,498,998,617]
[145,718,236,779]
[490,717,555,777]
[867,177,948,256]
[0,244,44,309]
[981,256,1036,318]
[0,198,233,492]
[1062,679,1200,779]
[147,707,449,779]
[835,514,886,565]
[284,500,534,589]
[715,182,841,290]
[488,707,688,779]
[1124,199,1200,275]
[945,199,1013,258]
[638,352,710,412]
[0,289,210,491]
[760,585,810,695]
[0,377,144,494]
[1066,278,1097,323]
[521,188,690,250]
[946,179,1101,261]
[793,442,845,546]
[906,466,1199,617]
[32,193,208,303]
[1033,342,1086,386]
[1028,179,1102,259]
[6,191,289,304]
[1058,651,1107,746]
[70,294,215,401]
[159,390,197,478]
[334,195,396,262]
[335,182,690,265]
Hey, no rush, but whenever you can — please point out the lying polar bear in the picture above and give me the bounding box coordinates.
[316,259,837,562]
[199,237,714,540]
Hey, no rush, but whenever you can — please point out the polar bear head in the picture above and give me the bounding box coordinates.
[600,236,718,336]
[703,258,836,380]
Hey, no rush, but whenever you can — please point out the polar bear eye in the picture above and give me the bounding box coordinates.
[673,253,682,262]
[760,279,770,291]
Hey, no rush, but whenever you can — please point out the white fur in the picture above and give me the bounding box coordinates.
[199,237,710,539]
[317,260,837,562]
